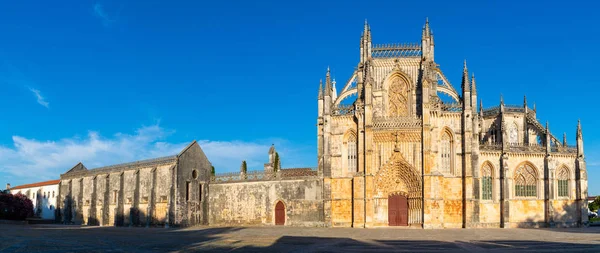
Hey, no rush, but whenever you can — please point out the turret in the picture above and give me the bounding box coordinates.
[545,121,551,154]
[500,94,505,113]
[421,18,435,62]
[324,67,332,116]
[332,79,338,101]
[479,99,483,118]
[360,20,372,64]
[318,79,324,117]
[523,95,528,113]
[576,120,584,158]
[461,60,471,110]
[470,73,477,110]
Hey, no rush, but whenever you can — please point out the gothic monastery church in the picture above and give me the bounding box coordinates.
[48,20,587,228]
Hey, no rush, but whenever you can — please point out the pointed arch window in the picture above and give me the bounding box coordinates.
[347,133,357,172]
[481,163,493,200]
[440,130,453,174]
[557,167,569,197]
[514,163,537,197]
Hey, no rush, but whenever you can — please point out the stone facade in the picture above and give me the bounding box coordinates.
[57,141,212,227]
[50,20,587,229]
[316,20,588,228]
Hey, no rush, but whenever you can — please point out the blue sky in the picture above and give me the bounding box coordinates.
[0,1,598,195]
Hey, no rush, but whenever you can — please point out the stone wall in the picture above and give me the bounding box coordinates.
[208,178,324,227]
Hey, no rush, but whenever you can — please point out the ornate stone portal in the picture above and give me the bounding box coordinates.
[374,133,423,226]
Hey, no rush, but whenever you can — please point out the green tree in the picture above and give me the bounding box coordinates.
[211,166,215,176]
[589,196,600,212]
[273,152,280,172]
[241,160,247,174]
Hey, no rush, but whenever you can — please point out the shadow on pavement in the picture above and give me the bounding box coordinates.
[1,225,600,252]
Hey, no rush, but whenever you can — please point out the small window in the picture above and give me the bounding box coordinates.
[199,183,202,202]
[481,164,493,200]
[558,180,568,197]
[441,130,453,174]
[186,182,191,202]
[192,170,198,179]
[346,132,357,173]
[113,191,118,204]
[52,191,55,198]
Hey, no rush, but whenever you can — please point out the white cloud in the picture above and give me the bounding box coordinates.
[0,124,314,186]
[28,87,49,108]
[93,3,115,27]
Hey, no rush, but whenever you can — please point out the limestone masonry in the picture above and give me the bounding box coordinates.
[53,20,586,228]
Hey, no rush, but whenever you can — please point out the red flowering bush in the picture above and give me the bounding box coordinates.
[0,192,34,220]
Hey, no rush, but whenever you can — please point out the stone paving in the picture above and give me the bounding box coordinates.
[0,224,599,252]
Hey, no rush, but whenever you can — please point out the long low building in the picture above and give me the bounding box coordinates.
[8,179,60,220]
[57,140,211,227]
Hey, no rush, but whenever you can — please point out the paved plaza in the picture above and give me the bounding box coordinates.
[0,224,599,252]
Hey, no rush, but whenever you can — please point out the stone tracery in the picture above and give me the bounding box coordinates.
[374,150,422,225]
[514,163,538,197]
[388,76,409,117]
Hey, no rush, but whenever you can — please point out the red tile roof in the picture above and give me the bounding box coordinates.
[10,180,60,190]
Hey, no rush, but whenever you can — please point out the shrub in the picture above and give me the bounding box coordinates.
[0,192,34,220]
[273,152,280,172]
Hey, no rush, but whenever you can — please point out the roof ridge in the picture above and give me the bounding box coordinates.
[89,155,177,171]
[10,179,60,190]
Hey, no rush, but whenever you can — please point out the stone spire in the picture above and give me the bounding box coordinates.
[325,67,331,97]
[545,121,551,153]
[461,60,470,92]
[363,19,371,41]
[479,99,483,117]
[421,18,435,61]
[576,119,584,157]
[332,78,337,101]
[577,119,582,139]
[563,132,567,147]
[360,20,372,64]
[318,79,323,99]
[471,74,477,94]
[422,17,431,38]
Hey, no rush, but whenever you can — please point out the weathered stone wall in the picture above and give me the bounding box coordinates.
[328,178,352,227]
[208,178,324,227]
[175,142,212,226]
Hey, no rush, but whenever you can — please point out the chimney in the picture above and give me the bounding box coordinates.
[6,183,10,190]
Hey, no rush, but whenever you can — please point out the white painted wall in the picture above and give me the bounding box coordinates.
[11,184,59,220]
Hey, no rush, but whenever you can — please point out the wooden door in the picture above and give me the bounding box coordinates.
[388,194,408,226]
[275,201,285,225]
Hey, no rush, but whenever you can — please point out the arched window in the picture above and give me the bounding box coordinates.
[514,163,537,197]
[440,129,453,174]
[347,132,357,172]
[481,163,493,200]
[557,166,569,197]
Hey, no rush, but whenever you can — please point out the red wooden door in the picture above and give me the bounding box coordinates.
[388,194,409,226]
[275,201,285,225]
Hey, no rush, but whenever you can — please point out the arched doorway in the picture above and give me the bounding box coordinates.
[275,201,285,225]
[388,193,408,226]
